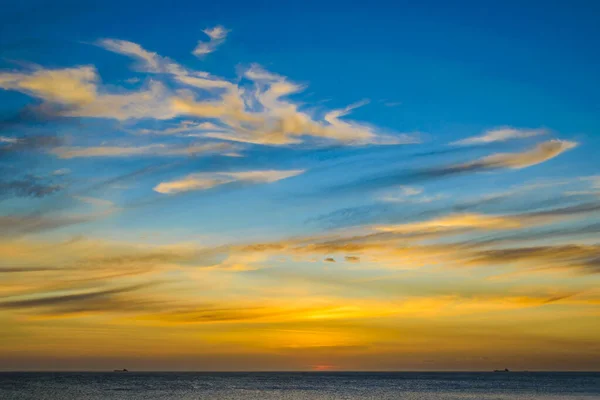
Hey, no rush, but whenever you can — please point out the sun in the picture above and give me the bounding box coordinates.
[311,364,336,371]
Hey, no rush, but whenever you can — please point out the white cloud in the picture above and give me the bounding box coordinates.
[98,38,234,93]
[193,25,230,57]
[451,128,548,146]
[0,136,19,144]
[52,168,71,176]
[136,120,227,136]
[581,175,600,190]
[204,26,229,40]
[154,169,305,194]
[97,39,187,76]
[66,80,179,120]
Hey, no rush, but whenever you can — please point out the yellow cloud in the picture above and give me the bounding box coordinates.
[375,213,523,233]
[0,67,179,120]
[1,42,420,147]
[0,67,97,105]
[467,139,577,170]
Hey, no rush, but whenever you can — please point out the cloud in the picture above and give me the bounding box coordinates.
[67,81,178,120]
[0,136,19,144]
[52,142,238,158]
[467,245,600,275]
[193,25,230,57]
[0,267,59,273]
[372,201,600,240]
[0,175,62,198]
[468,221,600,248]
[337,140,578,194]
[378,186,447,204]
[0,237,198,307]
[173,65,418,146]
[74,196,115,209]
[0,67,179,121]
[98,38,234,92]
[204,65,420,146]
[463,139,577,170]
[0,283,153,310]
[136,121,226,136]
[0,214,91,236]
[97,39,187,76]
[0,67,97,106]
[154,169,305,194]
[375,213,524,233]
[204,196,600,276]
[0,135,62,158]
[3,41,419,147]
[52,168,71,176]
[451,128,548,146]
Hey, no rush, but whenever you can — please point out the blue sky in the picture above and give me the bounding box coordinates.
[1,0,599,371]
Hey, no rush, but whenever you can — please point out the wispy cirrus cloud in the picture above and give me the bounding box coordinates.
[0,213,91,236]
[0,136,19,144]
[451,127,548,146]
[1,46,417,147]
[52,142,238,159]
[467,244,600,275]
[460,139,577,170]
[0,175,62,198]
[0,67,97,106]
[0,66,179,120]
[198,197,600,276]
[136,121,226,136]
[374,213,524,233]
[154,169,305,194]
[336,140,578,194]
[193,25,230,57]
[97,38,187,76]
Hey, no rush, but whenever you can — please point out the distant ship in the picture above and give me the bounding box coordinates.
[113,369,129,372]
[493,368,510,373]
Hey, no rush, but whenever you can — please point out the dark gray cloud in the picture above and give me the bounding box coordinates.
[0,175,62,198]
[0,134,63,160]
[0,267,60,273]
[0,283,155,311]
[465,221,600,248]
[468,245,600,275]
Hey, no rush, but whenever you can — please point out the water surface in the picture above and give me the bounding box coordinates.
[1,372,599,399]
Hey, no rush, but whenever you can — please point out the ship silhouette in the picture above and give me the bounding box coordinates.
[113,369,129,372]
[493,368,510,373]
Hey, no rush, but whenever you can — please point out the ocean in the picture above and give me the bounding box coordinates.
[1,372,599,399]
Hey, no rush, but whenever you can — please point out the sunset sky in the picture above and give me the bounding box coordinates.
[1,0,599,371]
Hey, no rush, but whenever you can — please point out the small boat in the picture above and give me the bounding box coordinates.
[493,368,510,373]
[113,369,129,372]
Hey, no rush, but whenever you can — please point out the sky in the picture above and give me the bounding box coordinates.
[0,0,599,371]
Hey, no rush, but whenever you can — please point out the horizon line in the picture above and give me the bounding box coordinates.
[2,370,599,373]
